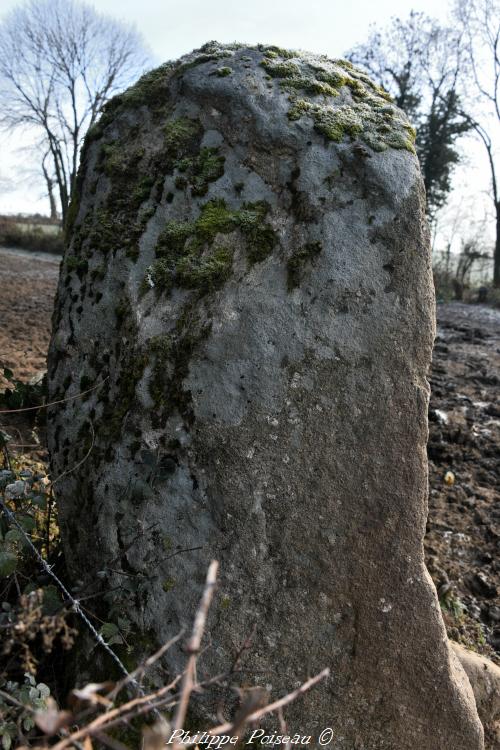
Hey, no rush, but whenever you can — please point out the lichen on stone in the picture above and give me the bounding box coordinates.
[257,48,414,154]
[315,104,369,142]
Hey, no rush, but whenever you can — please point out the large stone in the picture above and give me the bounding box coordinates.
[47,43,483,748]
[451,642,500,748]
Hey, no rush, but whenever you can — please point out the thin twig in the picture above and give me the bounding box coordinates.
[171,560,219,746]
[110,630,184,700]
[51,422,95,485]
[217,623,257,724]
[0,377,109,414]
[45,485,54,558]
[0,688,28,710]
[278,707,292,750]
[209,668,330,735]
[50,676,182,750]
[0,497,151,710]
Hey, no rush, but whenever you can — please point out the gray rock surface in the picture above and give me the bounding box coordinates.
[47,42,484,748]
[452,642,500,747]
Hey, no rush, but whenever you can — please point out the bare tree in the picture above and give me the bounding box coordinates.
[0,0,151,224]
[41,149,58,221]
[455,0,500,286]
[453,237,491,298]
[348,12,471,221]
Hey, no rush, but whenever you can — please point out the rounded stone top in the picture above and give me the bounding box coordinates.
[92,41,416,156]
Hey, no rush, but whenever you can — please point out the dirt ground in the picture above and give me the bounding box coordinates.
[0,247,499,659]
[426,302,500,661]
[0,247,60,389]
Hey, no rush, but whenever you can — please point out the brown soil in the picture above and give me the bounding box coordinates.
[0,247,60,389]
[426,302,500,662]
[0,248,499,659]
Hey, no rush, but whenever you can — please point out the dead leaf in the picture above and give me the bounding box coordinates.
[35,697,73,735]
[71,681,114,707]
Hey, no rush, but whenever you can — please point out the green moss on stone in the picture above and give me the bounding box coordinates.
[65,191,80,241]
[162,535,173,551]
[164,117,202,155]
[70,115,208,265]
[287,241,322,290]
[66,255,89,279]
[195,199,235,240]
[148,258,177,293]
[215,66,232,77]
[174,146,225,197]
[282,77,339,97]
[237,202,277,263]
[313,68,349,89]
[107,350,148,445]
[148,313,211,425]
[261,59,301,78]
[157,220,193,258]
[83,143,156,260]
[335,58,355,71]
[314,105,363,142]
[176,47,233,75]
[262,45,297,59]
[258,50,416,154]
[104,63,173,117]
[288,98,313,122]
[147,198,276,295]
[177,245,234,291]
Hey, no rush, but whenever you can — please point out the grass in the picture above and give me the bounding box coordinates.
[0,218,64,255]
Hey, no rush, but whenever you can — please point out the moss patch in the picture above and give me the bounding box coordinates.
[258,50,414,153]
[77,142,156,261]
[70,115,221,266]
[214,66,232,77]
[175,146,225,197]
[148,313,211,425]
[147,199,276,295]
[261,45,297,59]
[100,63,174,123]
[65,255,88,278]
[261,59,301,78]
[287,241,322,290]
[164,117,202,154]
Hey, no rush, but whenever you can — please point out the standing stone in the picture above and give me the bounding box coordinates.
[47,43,484,748]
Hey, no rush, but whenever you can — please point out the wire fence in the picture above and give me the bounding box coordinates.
[0,492,162,720]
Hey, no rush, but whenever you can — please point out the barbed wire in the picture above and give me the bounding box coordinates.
[0,494,162,720]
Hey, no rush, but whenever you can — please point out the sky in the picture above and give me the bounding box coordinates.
[0,0,493,257]
[0,0,450,65]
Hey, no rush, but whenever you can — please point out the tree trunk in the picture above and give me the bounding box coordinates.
[42,155,58,221]
[46,179,58,221]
